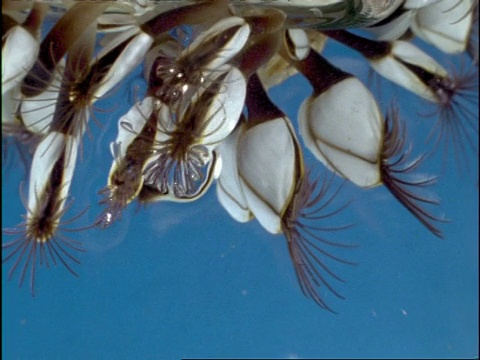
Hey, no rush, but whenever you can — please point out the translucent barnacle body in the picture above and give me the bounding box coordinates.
[143,64,246,201]
[146,16,251,105]
[97,97,157,227]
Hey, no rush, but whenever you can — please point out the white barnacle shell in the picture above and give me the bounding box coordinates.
[19,67,64,135]
[369,40,448,102]
[284,29,311,61]
[2,25,39,95]
[93,27,154,99]
[299,77,384,188]
[216,122,253,223]
[237,115,299,234]
[109,96,154,172]
[196,65,247,147]
[411,0,474,53]
[181,16,251,70]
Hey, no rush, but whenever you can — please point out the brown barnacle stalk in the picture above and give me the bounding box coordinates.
[2,12,18,38]
[2,2,47,40]
[380,106,446,238]
[234,31,283,80]
[47,24,99,138]
[19,2,48,35]
[235,6,286,36]
[140,0,231,38]
[287,44,351,95]
[321,29,392,59]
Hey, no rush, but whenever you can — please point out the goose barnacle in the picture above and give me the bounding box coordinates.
[322,29,479,170]
[217,73,355,311]
[141,64,246,202]
[2,131,82,296]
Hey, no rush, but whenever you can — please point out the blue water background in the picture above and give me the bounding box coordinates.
[2,24,478,359]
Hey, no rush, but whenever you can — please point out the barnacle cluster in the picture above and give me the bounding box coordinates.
[2,0,478,311]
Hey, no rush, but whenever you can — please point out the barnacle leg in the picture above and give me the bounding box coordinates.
[380,106,447,238]
[281,171,356,313]
[422,63,479,171]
